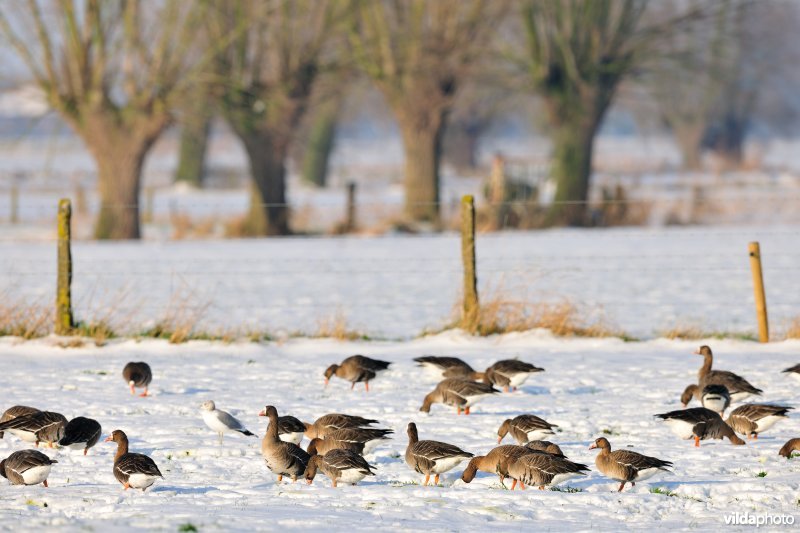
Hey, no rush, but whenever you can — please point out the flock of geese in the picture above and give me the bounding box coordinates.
[1,348,799,493]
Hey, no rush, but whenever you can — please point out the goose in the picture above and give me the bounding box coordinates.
[105,429,163,491]
[123,362,152,397]
[59,417,102,455]
[302,413,379,440]
[782,364,800,382]
[0,405,39,439]
[525,440,565,457]
[497,414,558,444]
[419,378,499,415]
[0,450,57,487]
[483,359,544,392]
[693,346,762,403]
[460,445,534,488]
[304,449,376,487]
[682,384,732,415]
[779,438,800,458]
[405,422,473,486]
[307,427,393,456]
[324,355,391,392]
[507,451,589,490]
[201,401,256,445]
[589,437,672,492]
[260,406,310,483]
[655,407,745,446]
[725,404,792,439]
[413,356,479,379]
[0,411,67,447]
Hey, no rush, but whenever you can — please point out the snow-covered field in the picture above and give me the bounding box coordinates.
[0,333,798,531]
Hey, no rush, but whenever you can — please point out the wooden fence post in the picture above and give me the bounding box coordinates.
[10,185,19,224]
[461,195,479,330]
[748,241,769,342]
[56,199,74,335]
[345,182,357,232]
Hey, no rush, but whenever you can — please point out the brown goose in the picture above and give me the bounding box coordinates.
[589,437,672,492]
[0,450,57,487]
[413,356,479,379]
[304,449,376,487]
[726,404,792,439]
[123,362,152,397]
[460,445,533,488]
[0,411,67,447]
[324,355,391,392]
[59,417,102,455]
[419,378,499,415]
[105,429,163,491]
[260,405,310,483]
[405,422,473,486]
[779,438,800,458]
[693,346,762,402]
[256,408,305,445]
[307,427,393,456]
[507,451,589,490]
[656,407,745,446]
[681,384,732,414]
[782,363,800,382]
[483,359,544,392]
[302,413,379,439]
[497,414,558,444]
[525,440,565,457]
[0,405,39,439]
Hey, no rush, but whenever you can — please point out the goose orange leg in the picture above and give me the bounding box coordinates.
[423,474,430,486]
[130,384,136,395]
[83,448,88,456]
[139,387,149,397]
[519,481,526,490]
[351,382,355,391]
[365,382,369,393]
[434,474,440,485]
[617,481,626,492]
[457,406,462,415]
[503,386,509,393]
[510,479,517,490]
[332,480,338,488]
[465,407,470,415]
[123,482,131,490]
[43,480,48,488]
[277,475,283,482]
[694,436,700,447]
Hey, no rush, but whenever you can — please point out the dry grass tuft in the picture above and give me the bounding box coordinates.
[0,294,52,339]
[138,290,210,344]
[783,317,800,340]
[659,322,757,342]
[315,310,366,341]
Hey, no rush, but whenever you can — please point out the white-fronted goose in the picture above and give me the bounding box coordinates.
[304,449,376,487]
[782,364,800,382]
[683,384,732,415]
[656,407,745,446]
[779,438,800,458]
[105,429,163,491]
[589,437,672,492]
[59,417,102,455]
[405,422,473,486]
[307,427,393,456]
[525,440,565,457]
[726,404,792,439]
[260,405,310,483]
[302,413,379,440]
[0,450,57,487]
[201,401,256,445]
[497,414,558,444]
[460,445,533,488]
[483,359,544,392]
[324,355,391,392]
[123,362,152,397]
[507,451,589,490]
[0,405,39,439]
[413,356,478,379]
[0,411,67,447]
[419,378,499,415]
[693,346,762,402]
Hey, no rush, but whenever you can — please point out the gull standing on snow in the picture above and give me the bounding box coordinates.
[201,401,256,445]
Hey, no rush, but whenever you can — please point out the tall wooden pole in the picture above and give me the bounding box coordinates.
[461,195,479,330]
[748,241,768,343]
[345,182,357,232]
[56,198,74,335]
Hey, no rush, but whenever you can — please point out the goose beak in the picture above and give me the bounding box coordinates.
[324,379,329,387]
[497,437,502,444]
[103,435,113,443]
[306,479,313,485]
[693,349,701,354]
[588,443,597,450]
[257,410,265,417]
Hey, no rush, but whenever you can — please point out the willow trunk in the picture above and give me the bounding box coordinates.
[242,136,290,236]
[548,119,598,226]
[397,115,444,224]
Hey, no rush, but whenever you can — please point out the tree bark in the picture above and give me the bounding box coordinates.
[674,122,705,171]
[301,100,338,188]
[396,108,445,224]
[175,115,211,187]
[241,134,290,236]
[548,117,598,226]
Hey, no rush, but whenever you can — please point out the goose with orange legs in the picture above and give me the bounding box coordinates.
[482,359,544,392]
[497,414,558,444]
[260,406,310,483]
[419,378,498,415]
[656,407,745,446]
[0,450,57,487]
[460,445,535,489]
[692,346,761,403]
[0,411,66,448]
[59,417,102,455]
[507,451,589,491]
[0,405,39,439]
[726,404,792,439]
[405,422,473,486]
[105,430,163,491]
[304,449,376,487]
[323,355,391,392]
[123,362,152,397]
[302,413,379,440]
[589,437,672,492]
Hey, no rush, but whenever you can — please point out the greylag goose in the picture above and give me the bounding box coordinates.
[693,346,762,402]
[123,362,152,397]
[656,407,745,446]
[0,405,39,439]
[304,449,376,487]
[0,450,57,487]
[324,355,391,392]
[725,404,792,439]
[105,429,163,491]
[483,359,544,392]
[260,405,310,483]
[782,364,800,382]
[679,384,731,414]
[413,356,479,379]
[59,417,102,455]
[405,422,473,486]
[419,378,499,415]
[201,401,255,445]
[507,450,589,490]
[307,427,393,456]
[302,413,379,439]
[525,440,565,457]
[497,414,558,444]
[589,437,672,492]
[779,438,800,458]
[460,445,533,488]
[0,411,67,447]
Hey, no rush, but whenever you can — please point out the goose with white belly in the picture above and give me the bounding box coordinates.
[307,427,393,456]
[405,422,473,486]
[105,429,163,491]
[589,437,672,492]
[656,407,745,446]
[0,405,39,439]
[260,406,310,483]
[497,414,558,444]
[323,355,391,392]
[507,451,589,490]
[0,450,57,487]
[413,356,479,379]
[123,362,152,397]
[726,404,792,439]
[302,413,379,440]
[483,359,544,392]
[779,438,800,458]
[419,378,499,415]
[304,449,376,487]
[0,411,67,447]
[693,346,762,403]
[59,417,102,455]
[460,445,534,488]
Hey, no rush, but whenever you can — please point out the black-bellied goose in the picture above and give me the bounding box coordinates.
[507,451,589,490]
[123,362,152,397]
[105,429,163,491]
[260,406,310,483]
[0,450,57,487]
[405,422,473,486]
[779,438,800,458]
[419,378,498,415]
[302,413,379,439]
[483,359,544,392]
[324,355,391,392]
[726,404,792,439]
[304,449,376,487]
[461,445,533,488]
[201,401,255,445]
[693,346,762,402]
[656,407,745,446]
[497,414,557,444]
[525,440,565,457]
[589,437,672,492]
[413,356,478,379]
[59,417,102,455]
[307,427,393,456]
[0,411,67,447]
[0,405,39,439]
[782,364,800,382]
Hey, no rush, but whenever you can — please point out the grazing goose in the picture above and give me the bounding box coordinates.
[307,427,393,456]
[105,430,163,491]
[507,451,589,490]
[497,414,558,444]
[324,355,391,392]
[122,362,152,397]
[0,450,57,487]
[201,401,255,445]
[0,411,67,447]
[413,356,479,379]
[693,346,762,403]
[260,406,310,483]
[525,440,565,457]
[681,384,732,415]
[482,359,544,392]
[589,437,672,492]
[782,364,800,382]
[59,417,102,455]
[405,422,473,486]
[725,404,792,439]
[0,405,39,439]
[779,438,800,458]
[656,407,745,446]
[460,445,534,488]
[419,378,499,415]
[304,449,376,487]
[302,413,379,440]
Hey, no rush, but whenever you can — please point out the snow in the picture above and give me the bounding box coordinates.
[0,333,797,531]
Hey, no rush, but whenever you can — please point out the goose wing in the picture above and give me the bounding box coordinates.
[444,379,498,397]
[411,440,473,463]
[324,449,375,475]
[610,449,672,471]
[513,414,557,432]
[414,356,473,373]
[781,363,800,374]
[315,413,379,430]
[728,404,792,421]
[277,416,306,434]
[492,359,544,375]
[59,417,102,447]
[704,371,762,395]
[656,407,720,424]
[348,355,391,372]
[116,453,162,478]
[123,362,152,386]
